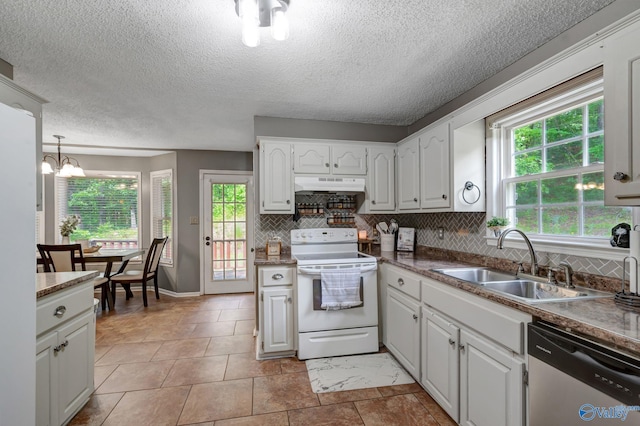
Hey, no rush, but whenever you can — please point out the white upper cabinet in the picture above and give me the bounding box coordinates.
[397,137,421,210]
[367,145,395,212]
[259,141,294,213]
[293,143,367,175]
[293,144,331,174]
[332,145,367,175]
[420,122,451,209]
[604,23,640,206]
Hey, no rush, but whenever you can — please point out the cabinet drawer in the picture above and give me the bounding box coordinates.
[386,266,421,300]
[260,267,294,286]
[36,283,94,336]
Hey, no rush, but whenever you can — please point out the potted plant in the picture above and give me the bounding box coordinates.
[60,215,80,244]
[487,216,509,237]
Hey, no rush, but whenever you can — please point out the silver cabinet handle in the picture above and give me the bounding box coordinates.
[334,163,338,168]
[371,200,376,204]
[459,344,466,353]
[412,314,418,320]
[286,200,291,204]
[325,163,330,167]
[53,340,69,354]
[449,338,456,347]
[442,194,447,200]
[54,306,66,318]
[272,273,284,280]
[287,297,292,303]
[413,198,418,202]
[398,278,404,286]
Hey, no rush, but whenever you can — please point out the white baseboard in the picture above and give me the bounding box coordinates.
[94,287,201,298]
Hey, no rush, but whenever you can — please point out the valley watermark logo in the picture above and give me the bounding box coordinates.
[579,404,640,421]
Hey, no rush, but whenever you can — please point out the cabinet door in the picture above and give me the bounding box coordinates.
[36,332,58,426]
[332,145,367,175]
[420,123,450,209]
[421,306,460,423]
[368,146,395,211]
[262,287,294,353]
[57,311,95,424]
[260,142,294,213]
[397,138,420,210]
[604,25,640,206]
[293,144,331,174]
[386,287,420,378]
[459,330,525,426]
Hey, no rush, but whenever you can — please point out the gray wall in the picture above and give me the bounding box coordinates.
[255,116,407,142]
[175,150,253,293]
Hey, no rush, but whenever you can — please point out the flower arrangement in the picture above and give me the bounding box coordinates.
[60,215,81,237]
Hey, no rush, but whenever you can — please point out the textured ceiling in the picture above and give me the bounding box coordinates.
[0,0,616,153]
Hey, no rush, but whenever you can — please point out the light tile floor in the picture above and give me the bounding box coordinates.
[70,291,457,426]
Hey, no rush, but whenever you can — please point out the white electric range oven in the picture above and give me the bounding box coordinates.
[291,228,379,360]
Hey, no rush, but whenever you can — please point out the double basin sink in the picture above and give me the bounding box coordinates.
[431,267,612,304]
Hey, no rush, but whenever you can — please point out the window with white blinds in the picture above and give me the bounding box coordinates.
[150,169,173,265]
[55,171,141,248]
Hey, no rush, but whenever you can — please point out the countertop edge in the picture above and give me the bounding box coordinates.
[36,271,99,299]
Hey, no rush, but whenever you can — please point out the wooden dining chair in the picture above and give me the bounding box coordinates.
[110,237,168,307]
[37,244,112,310]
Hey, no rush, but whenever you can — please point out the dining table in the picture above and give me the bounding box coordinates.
[38,248,145,309]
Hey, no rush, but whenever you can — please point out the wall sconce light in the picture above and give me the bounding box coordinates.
[41,135,85,177]
[234,0,290,47]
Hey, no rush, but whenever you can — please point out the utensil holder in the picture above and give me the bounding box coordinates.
[380,234,395,252]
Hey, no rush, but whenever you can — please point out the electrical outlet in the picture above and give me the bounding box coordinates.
[437,227,444,240]
[189,216,199,225]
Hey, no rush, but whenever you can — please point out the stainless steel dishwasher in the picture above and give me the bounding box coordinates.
[528,321,640,425]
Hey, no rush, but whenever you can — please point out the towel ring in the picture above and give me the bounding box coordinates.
[462,181,481,204]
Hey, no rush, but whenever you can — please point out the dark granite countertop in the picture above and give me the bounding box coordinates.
[36,271,99,299]
[254,246,640,357]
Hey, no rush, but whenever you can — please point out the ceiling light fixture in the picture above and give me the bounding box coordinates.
[234,0,290,47]
[41,135,85,177]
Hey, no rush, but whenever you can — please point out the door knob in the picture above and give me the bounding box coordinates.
[334,163,338,168]
[412,314,418,320]
[413,198,418,202]
[448,338,456,347]
[205,236,211,241]
[613,172,628,181]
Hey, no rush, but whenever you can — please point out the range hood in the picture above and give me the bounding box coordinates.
[294,176,365,194]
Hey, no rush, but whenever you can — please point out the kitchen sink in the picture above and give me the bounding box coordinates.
[481,280,612,303]
[431,267,517,283]
[431,267,613,303]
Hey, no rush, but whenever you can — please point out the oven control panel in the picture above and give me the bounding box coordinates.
[291,228,357,244]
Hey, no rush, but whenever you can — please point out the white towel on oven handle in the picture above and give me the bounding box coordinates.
[320,268,363,310]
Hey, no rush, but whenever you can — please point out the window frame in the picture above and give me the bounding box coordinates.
[54,170,142,249]
[150,169,174,266]
[486,73,637,260]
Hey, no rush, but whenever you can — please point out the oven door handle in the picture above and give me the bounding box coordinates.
[298,265,377,275]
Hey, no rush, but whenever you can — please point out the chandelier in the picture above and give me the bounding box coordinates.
[41,135,85,177]
[234,0,290,47]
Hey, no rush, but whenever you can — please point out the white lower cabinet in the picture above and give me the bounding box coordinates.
[262,287,294,353]
[419,276,529,426]
[36,282,95,426]
[386,286,421,379]
[459,329,525,426]
[258,266,295,358]
[421,306,459,422]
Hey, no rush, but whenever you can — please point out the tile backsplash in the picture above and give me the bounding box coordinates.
[255,208,626,279]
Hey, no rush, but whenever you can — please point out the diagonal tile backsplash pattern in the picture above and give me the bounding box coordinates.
[256,209,626,279]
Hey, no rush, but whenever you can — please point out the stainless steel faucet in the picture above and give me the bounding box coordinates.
[496,228,539,277]
[559,261,574,288]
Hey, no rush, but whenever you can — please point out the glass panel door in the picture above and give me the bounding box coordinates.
[203,174,254,294]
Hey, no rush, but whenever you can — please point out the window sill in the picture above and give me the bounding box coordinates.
[485,234,629,262]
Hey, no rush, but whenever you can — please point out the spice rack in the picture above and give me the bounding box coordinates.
[326,195,356,225]
[296,202,324,216]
